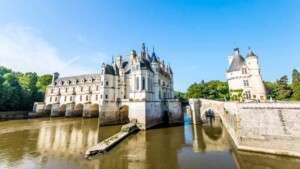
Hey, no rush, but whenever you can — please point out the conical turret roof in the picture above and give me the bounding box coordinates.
[227,48,245,72]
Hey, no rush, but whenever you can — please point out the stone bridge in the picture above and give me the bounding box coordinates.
[189,99,300,158]
[189,99,225,124]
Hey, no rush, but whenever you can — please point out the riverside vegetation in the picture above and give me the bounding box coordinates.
[176,69,300,102]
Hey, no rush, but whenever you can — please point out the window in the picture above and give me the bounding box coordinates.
[243,80,249,87]
[245,91,251,99]
[105,94,108,99]
[135,77,139,90]
[55,97,57,102]
[72,87,75,92]
[106,81,109,86]
[70,96,72,101]
[50,97,52,102]
[96,95,98,101]
[142,77,145,90]
[80,95,82,101]
[100,95,103,99]
[88,86,91,92]
[86,95,89,101]
[242,68,247,74]
[96,85,99,91]
[80,86,83,92]
[65,88,68,93]
[51,89,53,94]
[64,96,66,101]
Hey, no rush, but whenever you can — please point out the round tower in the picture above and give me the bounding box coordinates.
[245,49,266,100]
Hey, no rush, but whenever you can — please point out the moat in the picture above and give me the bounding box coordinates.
[0,116,299,169]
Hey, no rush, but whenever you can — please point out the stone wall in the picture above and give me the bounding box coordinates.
[189,99,300,157]
[224,102,300,157]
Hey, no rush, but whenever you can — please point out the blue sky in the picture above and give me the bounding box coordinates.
[0,0,299,91]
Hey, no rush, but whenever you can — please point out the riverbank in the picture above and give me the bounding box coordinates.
[0,111,29,120]
[0,111,50,120]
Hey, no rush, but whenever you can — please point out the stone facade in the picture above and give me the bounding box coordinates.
[226,48,266,101]
[33,43,182,129]
[189,99,300,157]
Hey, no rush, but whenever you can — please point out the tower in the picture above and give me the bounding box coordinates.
[245,49,266,100]
[226,48,266,101]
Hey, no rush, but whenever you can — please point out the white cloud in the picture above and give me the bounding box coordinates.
[0,23,95,76]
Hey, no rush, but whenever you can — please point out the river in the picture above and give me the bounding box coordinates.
[0,116,299,169]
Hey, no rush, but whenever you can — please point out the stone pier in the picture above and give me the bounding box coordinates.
[50,103,64,117]
[65,103,76,117]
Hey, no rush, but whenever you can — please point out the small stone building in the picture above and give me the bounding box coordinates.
[33,43,182,129]
[225,48,266,101]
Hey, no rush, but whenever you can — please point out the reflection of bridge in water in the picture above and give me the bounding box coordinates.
[33,117,300,169]
[188,118,231,153]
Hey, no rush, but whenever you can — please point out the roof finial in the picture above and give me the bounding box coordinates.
[142,42,146,52]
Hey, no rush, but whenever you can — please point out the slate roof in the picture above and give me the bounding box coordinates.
[246,50,257,58]
[104,64,116,75]
[227,53,245,72]
[55,74,100,82]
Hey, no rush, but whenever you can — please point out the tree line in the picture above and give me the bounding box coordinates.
[0,66,52,111]
[176,69,300,102]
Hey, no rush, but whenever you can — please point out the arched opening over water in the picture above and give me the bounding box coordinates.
[90,104,99,117]
[162,111,169,123]
[59,104,66,115]
[45,104,52,114]
[75,104,84,116]
[119,105,129,123]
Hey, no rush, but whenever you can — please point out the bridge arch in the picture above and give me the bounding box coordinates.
[45,104,52,114]
[89,103,99,117]
[201,108,216,122]
[74,103,84,116]
[119,105,129,123]
[59,104,66,115]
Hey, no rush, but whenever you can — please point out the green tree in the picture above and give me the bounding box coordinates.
[186,81,229,101]
[1,73,22,110]
[264,81,278,100]
[35,74,52,101]
[175,91,188,105]
[275,75,292,100]
[291,69,300,100]
[186,83,205,98]
[0,66,52,111]
[17,72,39,110]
